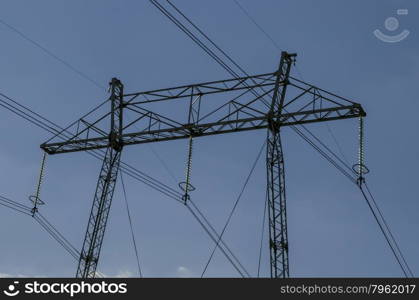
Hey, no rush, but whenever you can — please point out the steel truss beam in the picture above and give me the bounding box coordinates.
[41,75,365,155]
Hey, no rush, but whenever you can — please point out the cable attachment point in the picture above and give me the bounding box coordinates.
[29,152,47,216]
[179,135,195,204]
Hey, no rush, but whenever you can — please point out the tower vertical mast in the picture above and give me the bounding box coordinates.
[267,52,296,278]
[76,78,124,278]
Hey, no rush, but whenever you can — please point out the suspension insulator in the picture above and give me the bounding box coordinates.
[352,116,369,184]
[29,152,47,215]
[179,135,196,203]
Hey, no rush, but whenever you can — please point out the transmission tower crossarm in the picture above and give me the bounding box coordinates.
[41,83,364,154]
[123,72,277,103]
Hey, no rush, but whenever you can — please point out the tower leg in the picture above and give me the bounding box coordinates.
[266,51,295,278]
[76,147,122,278]
[76,78,124,278]
[266,128,289,278]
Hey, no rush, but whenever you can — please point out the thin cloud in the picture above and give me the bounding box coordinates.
[177,266,193,278]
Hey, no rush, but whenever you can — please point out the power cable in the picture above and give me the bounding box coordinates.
[201,140,266,277]
[363,182,414,277]
[150,0,358,191]
[195,1,412,277]
[0,194,80,261]
[232,4,413,275]
[0,195,32,211]
[149,0,270,108]
[148,144,179,185]
[257,191,268,277]
[0,8,248,276]
[231,0,353,173]
[0,21,182,203]
[0,200,32,216]
[33,214,80,261]
[151,0,355,184]
[148,0,366,277]
[290,125,357,184]
[188,199,250,277]
[232,0,282,50]
[295,122,354,174]
[0,18,106,90]
[124,114,180,187]
[4,2,409,277]
[0,90,247,275]
[35,212,79,254]
[120,171,143,278]
[326,124,351,168]
[358,185,409,277]
[185,203,247,277]
[0,15,184,202]
[0,92,183,202]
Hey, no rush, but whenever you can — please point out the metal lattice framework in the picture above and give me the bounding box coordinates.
[41,52,366,278]
[266,52,294,278]
[75,78,124,278]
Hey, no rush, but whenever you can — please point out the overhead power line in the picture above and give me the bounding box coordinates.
[363,182,414,277]
[358,185,410,277]
[361,182,414,277]
[231,1,413,277]
[0,4,251,277]
[120,172,143,278]
[0,91,183,202]
[150,0,357,185]
[232,0,282,50]
[0,195,80,262]
[185,201,249,277]
[1,1,411,278]
[201,140,266,277]
[0,18,106,90]
[150,0,413,278]
[231,0,354,175]
[0,90,248,277]
[257,191,268,277]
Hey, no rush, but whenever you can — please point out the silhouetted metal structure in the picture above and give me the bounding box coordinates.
[41,52,366,278]
[76,78,123,278]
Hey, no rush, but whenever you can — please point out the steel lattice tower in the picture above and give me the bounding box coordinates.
[41,52,366,278]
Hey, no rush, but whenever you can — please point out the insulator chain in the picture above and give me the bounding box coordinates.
[179,135,196,204]
[185,136,193,188]
[359,116,364,172]
[29,152,47,216]
[353,116,369,185]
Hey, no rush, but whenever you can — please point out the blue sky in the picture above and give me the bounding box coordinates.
[0,0,418,277]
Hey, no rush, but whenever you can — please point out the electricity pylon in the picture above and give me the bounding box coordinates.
[41,52,366,278]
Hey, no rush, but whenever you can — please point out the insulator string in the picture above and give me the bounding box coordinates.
[31,152,47,216]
